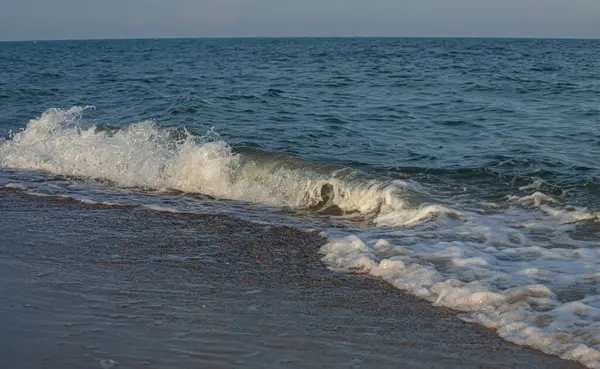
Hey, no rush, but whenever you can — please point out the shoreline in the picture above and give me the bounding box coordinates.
[0,190,583,368]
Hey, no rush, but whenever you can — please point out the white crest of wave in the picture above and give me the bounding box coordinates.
[508,192,599,223]
[1,107,244,196]
[0,107,459,227]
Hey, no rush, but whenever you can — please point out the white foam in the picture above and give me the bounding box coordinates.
[509,191,562,207]
[320,201,600,367]
[318,179,600,367]
[1,183,27,190]
[0,107,463,229]
[374,203,462,228]
[509,192,599,224]
[141,204,181,213]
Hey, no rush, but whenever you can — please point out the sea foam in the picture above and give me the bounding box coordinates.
[320,193,600,367]
[0,107,459,227]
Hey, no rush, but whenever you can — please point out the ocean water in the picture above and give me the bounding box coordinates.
[1,37,600,367]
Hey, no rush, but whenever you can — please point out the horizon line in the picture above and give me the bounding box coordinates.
[2,35,600,43]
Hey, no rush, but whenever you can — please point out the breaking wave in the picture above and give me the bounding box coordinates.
[0,107,459,227]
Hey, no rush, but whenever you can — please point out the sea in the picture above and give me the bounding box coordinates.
[1,37,599,368]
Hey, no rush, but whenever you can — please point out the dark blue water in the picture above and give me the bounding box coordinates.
[2,38,600,366]
[2,38,599,202]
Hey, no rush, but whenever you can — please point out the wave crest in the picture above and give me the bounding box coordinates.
[0,107,458,227]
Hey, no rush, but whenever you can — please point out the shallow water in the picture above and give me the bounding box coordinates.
[0,191,582,369]
[1,37,600,367]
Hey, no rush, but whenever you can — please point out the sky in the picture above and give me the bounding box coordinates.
[1,0,600,41]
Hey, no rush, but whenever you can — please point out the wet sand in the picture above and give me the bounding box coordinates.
[0,190,583,368]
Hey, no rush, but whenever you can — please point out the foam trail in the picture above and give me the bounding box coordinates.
[320,193,600,368]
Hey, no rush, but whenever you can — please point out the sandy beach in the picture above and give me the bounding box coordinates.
[0,189,583,369]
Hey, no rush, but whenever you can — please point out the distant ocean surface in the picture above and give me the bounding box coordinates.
[1,38,600,367]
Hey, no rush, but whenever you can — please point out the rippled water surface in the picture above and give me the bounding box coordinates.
[1,38,600,367]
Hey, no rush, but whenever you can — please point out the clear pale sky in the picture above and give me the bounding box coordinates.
[2,0,600,41]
